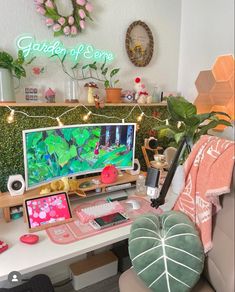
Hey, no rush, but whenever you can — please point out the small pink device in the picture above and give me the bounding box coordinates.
[20,234,39,245]
[0,240,8,253]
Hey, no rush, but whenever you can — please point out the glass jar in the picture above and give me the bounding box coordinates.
[136,174,147,196]
[64,78,79,102]
[152,85,160,103]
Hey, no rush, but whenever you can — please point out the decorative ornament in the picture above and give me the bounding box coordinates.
[45,88,56,103]
[134,77,152,104]
[101,165,118,184]
[126,20,154,67]
[35,0,93,37]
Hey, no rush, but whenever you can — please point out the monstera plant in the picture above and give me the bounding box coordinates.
[155,96,232,159]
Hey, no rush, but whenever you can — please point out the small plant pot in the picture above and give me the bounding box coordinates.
[105,88,122,103]
[0,68,15,102]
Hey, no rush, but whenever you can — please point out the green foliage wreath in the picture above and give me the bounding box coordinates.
[35,0,93,37]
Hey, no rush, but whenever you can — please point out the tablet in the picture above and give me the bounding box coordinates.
[24,192,73,232]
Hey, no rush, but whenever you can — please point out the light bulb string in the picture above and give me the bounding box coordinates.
[5,104,169,124]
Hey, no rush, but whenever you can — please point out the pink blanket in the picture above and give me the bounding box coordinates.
[173,135,234,252]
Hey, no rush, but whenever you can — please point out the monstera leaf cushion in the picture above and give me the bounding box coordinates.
[129,211,204,292]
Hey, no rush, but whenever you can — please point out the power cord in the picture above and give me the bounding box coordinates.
[53,278,72,288]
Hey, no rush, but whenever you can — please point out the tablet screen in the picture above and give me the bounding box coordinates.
[25,192,72,229]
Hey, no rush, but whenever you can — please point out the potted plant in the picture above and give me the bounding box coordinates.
[103,68,121,103]
[155,96,232,161]
[0,50,26,102]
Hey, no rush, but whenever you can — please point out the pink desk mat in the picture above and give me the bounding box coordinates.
[46,197,162,244]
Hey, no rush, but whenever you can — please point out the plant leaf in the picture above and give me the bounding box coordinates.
[110,68,120,78]
[104,80,110,88]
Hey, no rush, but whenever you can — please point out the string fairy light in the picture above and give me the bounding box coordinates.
[83,111,92,121]
[56,117,64,127]
[5,103,169,126]
[137,112,144,122]
[7,110,15,123]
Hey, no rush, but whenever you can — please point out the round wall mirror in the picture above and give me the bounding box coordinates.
[125,20,154,67]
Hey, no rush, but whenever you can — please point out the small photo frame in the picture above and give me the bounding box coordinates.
[24,192,73,232]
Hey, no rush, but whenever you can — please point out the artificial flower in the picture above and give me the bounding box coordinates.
[34,0,44,4]
[53,24,61,32]
[76,0,86,5]
[79,9,86,19]
[45,0,54,9]
[45,18,54,26]
[63,26,71,35]
[71,25,78,35]
[80,20,85,29]
[68,16,74,25]
[36,6,46,15]
[58,17,66,26]
[85,2,93,12]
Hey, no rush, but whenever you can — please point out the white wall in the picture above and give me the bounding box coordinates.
[0,0,181,102]
[178,0,234,102]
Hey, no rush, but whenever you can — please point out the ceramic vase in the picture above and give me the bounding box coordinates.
[0,68,15,102]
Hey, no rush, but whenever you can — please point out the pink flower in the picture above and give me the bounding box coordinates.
[58,17,65,25]
[71,25,78,35]
[45,0,54,8]
[80,20,85,29]
[32,67,41,75]
[36,6,46,15]
[34,0,44,4]
[45,18,54,26]
[76,0,86,5]
[85,2,93,12]
[63,26,71,35]
[79,9,86,19]
[68,16,74,25]
[53,24,61,32]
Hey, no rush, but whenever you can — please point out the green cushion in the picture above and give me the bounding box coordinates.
[129,211,205,292]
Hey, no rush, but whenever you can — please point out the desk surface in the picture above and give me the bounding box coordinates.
[0,190,138,282]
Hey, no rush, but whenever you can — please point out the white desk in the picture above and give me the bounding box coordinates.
[0,190,137,282]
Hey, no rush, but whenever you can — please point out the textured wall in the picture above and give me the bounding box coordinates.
[0,105,167,192]
[0,0,181,102]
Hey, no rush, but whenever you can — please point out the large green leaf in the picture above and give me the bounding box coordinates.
[167,96,197,120]
[129,212,204,292]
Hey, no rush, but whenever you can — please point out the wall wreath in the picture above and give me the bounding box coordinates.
[35,0,93,37]
[125,20,154,67]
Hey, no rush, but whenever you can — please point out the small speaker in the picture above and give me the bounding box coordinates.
[7,175,25,196]
[145,168,160,188]
[126,159,140,175]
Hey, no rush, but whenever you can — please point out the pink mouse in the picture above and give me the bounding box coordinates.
[20,234,39,245]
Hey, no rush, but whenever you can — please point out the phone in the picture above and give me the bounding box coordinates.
[89,212,129,230]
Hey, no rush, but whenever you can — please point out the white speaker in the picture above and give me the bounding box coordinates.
[7,175,25,196]
[127,159,141,175]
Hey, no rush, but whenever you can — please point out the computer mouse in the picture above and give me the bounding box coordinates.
[20,234,39,245]
[125,199,141,210]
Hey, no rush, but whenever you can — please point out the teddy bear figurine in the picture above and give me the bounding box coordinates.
[134,77,152,104]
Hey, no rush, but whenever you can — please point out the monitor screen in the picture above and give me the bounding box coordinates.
[23,123,136,190]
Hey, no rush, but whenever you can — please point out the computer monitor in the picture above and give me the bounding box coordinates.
[23,123,136,190]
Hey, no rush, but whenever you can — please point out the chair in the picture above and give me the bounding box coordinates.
[119,169,234,292]
[0,274,55,292]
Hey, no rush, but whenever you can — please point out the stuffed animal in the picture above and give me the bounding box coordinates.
[134,77,152,104]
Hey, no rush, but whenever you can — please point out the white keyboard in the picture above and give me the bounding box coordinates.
[77,201,124,223]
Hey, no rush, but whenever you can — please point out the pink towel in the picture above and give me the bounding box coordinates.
[173,135,234,252]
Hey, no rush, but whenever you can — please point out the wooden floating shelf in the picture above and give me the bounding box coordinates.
[0,102,167,107]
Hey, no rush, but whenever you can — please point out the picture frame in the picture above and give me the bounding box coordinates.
[125,20,154,67]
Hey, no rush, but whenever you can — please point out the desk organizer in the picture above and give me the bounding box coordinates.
[46,197,162,244]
